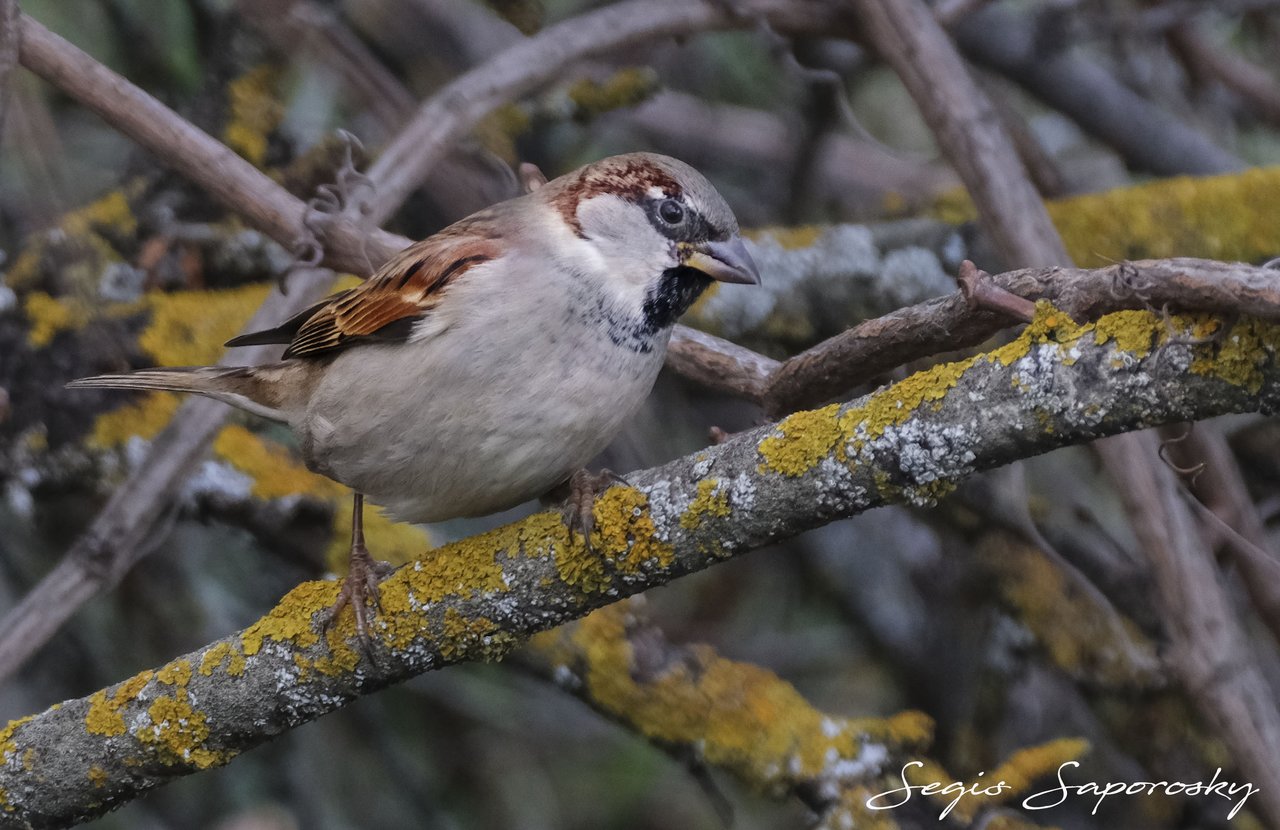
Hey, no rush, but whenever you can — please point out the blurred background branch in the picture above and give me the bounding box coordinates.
[3,0,1280,826]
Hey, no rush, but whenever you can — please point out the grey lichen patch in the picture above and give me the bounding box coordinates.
[691,225,954,348]
[879,246,952,308]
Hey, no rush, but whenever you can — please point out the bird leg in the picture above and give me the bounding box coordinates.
[557,468,629,550]
[323,492,395,643]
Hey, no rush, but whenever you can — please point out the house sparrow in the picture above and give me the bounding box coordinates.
[70,152,760,637]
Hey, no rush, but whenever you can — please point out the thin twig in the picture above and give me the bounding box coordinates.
[362,0,847,226]
[956,259,1037,322]
[15,13,405,274]
[1167,22,1280,128]
[1159,424,1280,642]
[851,0,1069,269]
[952,4,1245,176]
[0,0,18,142]
[1100,433,1280,826]
[666,326,780,405]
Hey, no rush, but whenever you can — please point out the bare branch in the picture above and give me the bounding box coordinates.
[1100,433,1280,824]
[4,306,1278,826]
[666,326,779,405]
[362,0,849,226]
[15,14,405,274]
[851,0,1070,269]
[0,0,17,143]
[956,259,1036,323]
[952,5,1245,176]
[1167,22,1280,128]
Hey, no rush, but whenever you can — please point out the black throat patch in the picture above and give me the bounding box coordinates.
[642,266,712,333]
[569,266,712,355]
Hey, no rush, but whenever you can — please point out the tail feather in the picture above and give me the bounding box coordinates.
[68,365,294,423]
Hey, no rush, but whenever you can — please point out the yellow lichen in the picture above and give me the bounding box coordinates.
[590,487,674,577]
[240,580,336,655]
[437,608,500,661]
[559,604,930,790]
[1093,309,1159,358]
[746,225,826,250]
[1049,166,1280,266]
[24,291,89,347]
[63,190,138,240]
[757,403,846,476]
[567,67,659,118]
[196,641,249,677]
[980,536,1159,687]
[155,659,193,689]
[223,66,284,167]
[137,283,272,367]
[87,766,108,788]
[140,696,226,769]
[1190,317,1280,393]
[0,716,33,764]
[88,392,181,449]
[935,166,1280,266]
[8,189,137,292]
[680,477,732,530]
[309,628,361,676]
[85,671,154,737]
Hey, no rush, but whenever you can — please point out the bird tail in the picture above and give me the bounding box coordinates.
[67,365,298,423]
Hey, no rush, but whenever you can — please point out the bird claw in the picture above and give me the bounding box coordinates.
[320,542,394,654]
[560,468,628,551]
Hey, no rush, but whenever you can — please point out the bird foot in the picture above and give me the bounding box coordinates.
[560,468,629,550]
[321,542,395,648]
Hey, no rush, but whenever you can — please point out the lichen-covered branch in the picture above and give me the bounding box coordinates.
[520,602,1077,829]
[760,257,1280,414]
[521,602,933,817]
[2,306,1277,826]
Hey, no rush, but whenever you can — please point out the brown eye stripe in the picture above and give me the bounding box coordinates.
[549,158,682,237]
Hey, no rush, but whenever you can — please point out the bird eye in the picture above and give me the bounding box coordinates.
[657,199,686,225]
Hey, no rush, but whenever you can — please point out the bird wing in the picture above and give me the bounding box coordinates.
[226,217,501,360]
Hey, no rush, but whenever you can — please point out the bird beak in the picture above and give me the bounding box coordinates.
[685,237,761,285]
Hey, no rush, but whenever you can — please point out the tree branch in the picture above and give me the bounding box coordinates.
[1099,432,1280,824]
[361,0,849,227]
[3,307,1279,826]
[15,14,403,274]
[0,0,17,143]
[762,256,1280,415]
[952,5,1245,176]
[852,0,1068,269]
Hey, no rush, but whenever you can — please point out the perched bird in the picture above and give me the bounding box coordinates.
[70,153,759,637]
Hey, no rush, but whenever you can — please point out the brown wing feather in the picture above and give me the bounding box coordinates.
[228,212,502,360]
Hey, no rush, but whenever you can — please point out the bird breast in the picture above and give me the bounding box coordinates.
[295,260,669,524]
